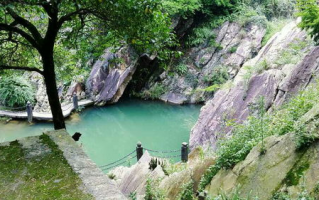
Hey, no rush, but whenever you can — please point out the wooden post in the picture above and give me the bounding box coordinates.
[181,142,188,162]
[26,101,33,123]
[136,142,143,161]
[73,94,78,110]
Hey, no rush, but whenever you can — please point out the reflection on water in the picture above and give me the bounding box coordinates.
[0,98,201,168]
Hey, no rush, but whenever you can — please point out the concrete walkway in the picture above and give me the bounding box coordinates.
[0,99,94,120]
[47,130,127,200]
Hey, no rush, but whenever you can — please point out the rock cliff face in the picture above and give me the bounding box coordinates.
[86,46,138,105]
[142,21,266,104]
[190,20,317,149]
[206,132,319,199]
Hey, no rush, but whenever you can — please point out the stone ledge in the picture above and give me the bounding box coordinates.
[46,130,127,200]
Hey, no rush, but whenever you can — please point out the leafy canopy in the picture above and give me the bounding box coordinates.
[0,0,175,79]
[297,0,319,43]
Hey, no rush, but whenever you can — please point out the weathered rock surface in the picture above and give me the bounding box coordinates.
[143,21,266,104]
[190,20,316,149]
[110,151,165,199]
[110,147,214,200]
[159,148,215,199]
[206,132,319,199]
[86,46,138,106]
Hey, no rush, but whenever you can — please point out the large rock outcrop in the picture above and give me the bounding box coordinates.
[86,46,138,106]
[190,20,316,149]
[142,21,266,104]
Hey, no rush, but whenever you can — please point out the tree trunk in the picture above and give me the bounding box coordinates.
[42,54,66,130]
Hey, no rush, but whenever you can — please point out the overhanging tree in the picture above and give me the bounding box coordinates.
[0,0,174,129]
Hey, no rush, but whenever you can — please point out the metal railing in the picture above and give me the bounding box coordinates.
[1,94,80,123]
[99,142,189,171]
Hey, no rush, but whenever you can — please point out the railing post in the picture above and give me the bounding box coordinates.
[198,191,208,200]
[136,142,143,161]
[181,142,188,162]
[73,93,78,110]
[26,101,33,123]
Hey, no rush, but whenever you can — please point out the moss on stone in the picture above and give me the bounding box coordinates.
[0,134,93,200]
[284,160,310,187]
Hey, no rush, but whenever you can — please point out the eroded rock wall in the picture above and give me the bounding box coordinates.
[142,21,266,104]
[190,20,317,149]
[86,46,139,106]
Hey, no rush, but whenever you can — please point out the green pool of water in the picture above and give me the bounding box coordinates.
[0,99,201,170]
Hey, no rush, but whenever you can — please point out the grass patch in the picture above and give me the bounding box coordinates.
[0,134,93,200]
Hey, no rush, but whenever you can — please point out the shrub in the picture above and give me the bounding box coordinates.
[140,83,167,100]
[229,46,238,54]
[204,66,229,86]
[175,63,188,76]
[177,181,196,200]
[0,76,35,108]
[144,178,166,200]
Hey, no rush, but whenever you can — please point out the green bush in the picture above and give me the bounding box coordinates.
[144,178,166,200]
[0,76,35,108]
[204,66,229,86]
[177,181,196,200]
[175,63,188,76]
[140,83,167,100]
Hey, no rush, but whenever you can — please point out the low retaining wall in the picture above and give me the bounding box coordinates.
[46,130,127,200]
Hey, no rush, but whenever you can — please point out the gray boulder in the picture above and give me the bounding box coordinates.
[86,46,138,105]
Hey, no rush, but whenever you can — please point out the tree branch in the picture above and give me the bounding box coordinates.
[0,65,43,75]
[6,8,43,43]
[0,23,39,50]
[58,8,90,26]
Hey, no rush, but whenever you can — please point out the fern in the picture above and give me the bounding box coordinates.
[0,76,35,108]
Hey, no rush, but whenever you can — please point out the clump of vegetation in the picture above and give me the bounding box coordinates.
[129,192,137,200]
[144,178,166,200]
[229,45,238,54]
[255,59,270,74]
[204,66,229,86]
[177,181,196,200]
[199,82,319,191]
[297,0,319,43]
[162,0,202,18]
[149,158,169,175]
[107,173,116,180]
[0,76,35,108]
[200,66,229,93]
[140,83,167,100]
[275,39,313,66]
[175,63,188,76]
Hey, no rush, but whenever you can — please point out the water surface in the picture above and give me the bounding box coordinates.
[0,99,201,169]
